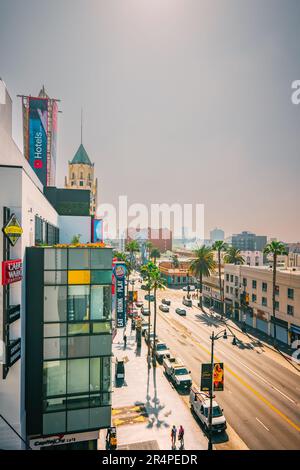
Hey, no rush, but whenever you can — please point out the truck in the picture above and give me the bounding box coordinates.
[163,356,192,392]
[189,387,227,434]
[152,341,171,364]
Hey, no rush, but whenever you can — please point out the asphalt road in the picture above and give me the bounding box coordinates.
[133,279,300,450]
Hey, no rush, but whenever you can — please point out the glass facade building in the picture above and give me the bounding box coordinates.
[25,247,113,443]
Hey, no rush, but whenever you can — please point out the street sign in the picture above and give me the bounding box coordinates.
[2,213,23,246]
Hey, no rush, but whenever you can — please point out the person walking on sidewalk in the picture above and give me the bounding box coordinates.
[123,332,127,349]
[178,425,184,449]
[171,425,177,449]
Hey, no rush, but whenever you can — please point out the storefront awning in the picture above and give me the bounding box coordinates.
[290,324,300,335]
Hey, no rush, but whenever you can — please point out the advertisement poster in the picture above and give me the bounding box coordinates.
[201,363,212,392]
[28,97,48,186]
[201,362,224,392]
[113,262,127,328]
[2,259,23,285]
[92,218,103,243]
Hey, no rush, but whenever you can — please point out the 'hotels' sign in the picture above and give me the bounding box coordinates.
[2,259,23,285]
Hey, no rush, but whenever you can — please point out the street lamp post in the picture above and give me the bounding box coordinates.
[208,327,237,451]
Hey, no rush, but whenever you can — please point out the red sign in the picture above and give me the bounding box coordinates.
[2,259,23,285]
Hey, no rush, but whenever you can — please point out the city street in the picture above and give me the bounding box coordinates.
[133,277,300,450]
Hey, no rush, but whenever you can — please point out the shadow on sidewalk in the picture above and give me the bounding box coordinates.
[140,364,170,431]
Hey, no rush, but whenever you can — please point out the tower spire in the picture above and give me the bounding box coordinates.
[81,107,83,145]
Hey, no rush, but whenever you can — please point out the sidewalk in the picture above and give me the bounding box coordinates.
[100,328,207,451]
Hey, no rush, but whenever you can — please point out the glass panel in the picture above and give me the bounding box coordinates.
[68,336,90,358]
[67,409,89,432]
[67,358,89,394]
[43,397,66,412]
[92,322,111,334]
[68,286,90,321]
[90,358,100,392]
[67,395,90,410]
[90,335,112,356]
[91,249,112,270]
[44,323,67,338]
[68,249,90,270]
[43,361,66,397]
[44,271,68,285]
[91,271,112,285]
[44,286,67,322]
[44,249,67,270]
[43,412,66,435]
[102,356,111,392]
[91,286,111,320]
[44,338,67,360]
[68,270,91,285]
[68,323,90,336]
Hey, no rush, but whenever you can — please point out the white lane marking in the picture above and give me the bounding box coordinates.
[256,417,270,432]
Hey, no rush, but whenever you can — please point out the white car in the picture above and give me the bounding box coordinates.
[183,285,196,291]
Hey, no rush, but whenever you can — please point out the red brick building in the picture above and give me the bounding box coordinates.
[126,227,172,252]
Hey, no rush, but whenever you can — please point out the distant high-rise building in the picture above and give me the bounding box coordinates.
[231,231,267,252]
[21,85,59,186]
[210,228,225,243]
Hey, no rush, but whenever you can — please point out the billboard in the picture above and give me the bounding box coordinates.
[92,218,103,243]
[28,97,48,186]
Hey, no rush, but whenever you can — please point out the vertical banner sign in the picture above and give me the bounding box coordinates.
[28,97,48,186]
[92,219,103,243]
[113,263,127,328]
[201,363,212,392]
[50,100,58,186]
[213,363,224,391]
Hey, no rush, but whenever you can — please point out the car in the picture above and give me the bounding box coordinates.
[144,294,155,302]
[152,341,171,364]
[141,307,150,316]
[175,308,186,316]
[144,330,158,345]
[135,301,143,308]
[141,320,150,336]
[159,304,169,313]
[162,299,171,306]
[183,298,192,307]
[183,285,196,292]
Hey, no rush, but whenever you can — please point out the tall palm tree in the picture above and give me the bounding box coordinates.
[263,241,288,346]
[212,241,228,315]
[150,267,166,364]
[145,240,153,260]
[190,246,216,309]
[223,246,245,265]
[140,261,157,363]
[126,240,140,267]
[150,248,161,264]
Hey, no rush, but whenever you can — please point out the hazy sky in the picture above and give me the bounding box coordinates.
[1,0,300,241]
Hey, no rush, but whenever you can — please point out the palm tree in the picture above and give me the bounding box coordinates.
[140,261,157,363]
[224,246,245,265]
[150,267,166,364]
[171,254,179,268]
[126,240,140,267]
[150,248,161,264]
[145,240,153,260]
[263,241,288,346]
[212,241,228,315]
[190,246,216,309]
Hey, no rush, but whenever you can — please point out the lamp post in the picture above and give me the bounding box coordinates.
[208,327,237,451]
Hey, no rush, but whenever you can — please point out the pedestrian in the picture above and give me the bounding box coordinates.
[178,425,184,449]
[171,425,177,449]
[123,332,127,348]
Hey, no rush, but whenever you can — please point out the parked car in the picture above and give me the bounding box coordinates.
[135,301,143,308]
[152,341,171,364]
[162,299,171,306]
[183,298,192,307]
[144,330,158,345]
[163,356,192,392]
[144,294,155,302]
[175,308,186,316]
[183,285,196,292]
[159,304,169,313]
[141,306,150,316]
[189,387,227,434]
[141,320,150,336]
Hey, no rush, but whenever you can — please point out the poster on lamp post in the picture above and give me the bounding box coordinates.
[201,362,224,392]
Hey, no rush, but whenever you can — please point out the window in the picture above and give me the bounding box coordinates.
[275,301,279,311]
[68,336,90,358]
[252,280,257,289]
[80,181,84,186]
[226,274,229,282]
[44,286,67,323]
[91,286,111,320]
[67,358,89,394]
[80,172,83,179]
[243,278,247,287]
[287,305,294,316]
[44,338,67,360]
[230,275,233,283]
[44,249,67,270]
[288,288,294,300]
[226,286,229,294]
[69,249,90,269]
[43,361,66,397]
[252,294,257,303]
[68,286,90,322]
[262,282,268,292]
[230,287,233,294]
[90,358,101,392]
[262,297,267,306]
[44,271,68,285]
